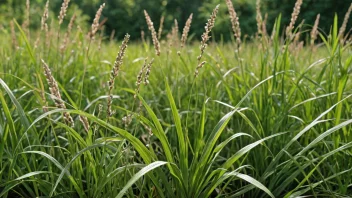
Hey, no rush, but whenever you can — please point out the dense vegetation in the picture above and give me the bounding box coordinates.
[0,0,352,197]
[1,0,351,40]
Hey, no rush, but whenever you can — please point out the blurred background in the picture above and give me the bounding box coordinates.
[0,0,351,41]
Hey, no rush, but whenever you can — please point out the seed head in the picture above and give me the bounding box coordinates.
[262,13,268,37]
[58,0,70,25]
[42,59,74,126]
[89,3,105,39]
[338,3,352,43]
[181,13,193,48]
[144,10,160,56]
[79,115,90,132]
[195,5,219,77]
[61,14,76,53]
[144,58,154,85]
[158,15,164,40]
[256,0,263,36]
[225,0,241,48]
[310,14,320,45]
[134,58,148,99]
[41,0,49,31]
[107,34,130,117]
[286,0,303,40]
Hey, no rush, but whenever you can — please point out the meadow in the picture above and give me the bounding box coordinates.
[1,0,352,197]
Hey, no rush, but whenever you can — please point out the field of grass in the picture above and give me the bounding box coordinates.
[1,1,352,197]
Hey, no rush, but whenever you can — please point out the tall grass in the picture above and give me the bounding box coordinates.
[0,1,352,197]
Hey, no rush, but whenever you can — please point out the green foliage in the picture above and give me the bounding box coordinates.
[1,0,351,41]
[1,1,352,197]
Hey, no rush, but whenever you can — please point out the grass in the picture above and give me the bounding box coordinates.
[0,2,352,197]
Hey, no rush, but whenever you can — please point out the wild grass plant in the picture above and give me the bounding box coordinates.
[0,0,352,197]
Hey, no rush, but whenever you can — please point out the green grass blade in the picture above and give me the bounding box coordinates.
[0,91,16,152]
[0,78,32,133]
[234,172,275,198]
[194,98,208,159]
[214,133,252,153]
[14,171,51,181]
[22,109,155,164]
[50,143,105,197]
[199,110,236,167]
[164,79,188,182]
[138,95,174,164]
[263,94,352,178]
[298,119,352,155]
[222,132,287,169]
[13,19,35,64]
[116,161,168,198]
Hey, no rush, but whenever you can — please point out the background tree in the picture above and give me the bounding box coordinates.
[0,0,351,41]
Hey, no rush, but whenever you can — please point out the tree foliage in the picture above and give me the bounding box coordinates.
[0,0,351,41]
